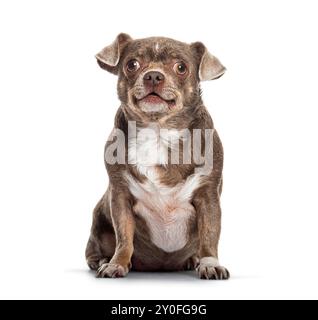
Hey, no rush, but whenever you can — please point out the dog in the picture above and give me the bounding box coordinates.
[85,33,229,279]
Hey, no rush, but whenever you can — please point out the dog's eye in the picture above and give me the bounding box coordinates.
[126,59,140,73]
[174,61,187,75]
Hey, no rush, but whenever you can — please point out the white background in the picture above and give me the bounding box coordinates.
[0,0,318,300]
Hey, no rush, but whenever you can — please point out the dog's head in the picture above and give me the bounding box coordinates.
[96,33,225,121]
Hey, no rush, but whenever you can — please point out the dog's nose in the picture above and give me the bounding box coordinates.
[143,71,165,85]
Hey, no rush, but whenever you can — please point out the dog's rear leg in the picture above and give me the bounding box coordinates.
[183,255,200,270]
[85,238,112,270]
[86,238,105,270]
[85,193,116,271]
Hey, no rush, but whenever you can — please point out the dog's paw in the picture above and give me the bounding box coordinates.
[87,257,109,271]
[196,257,230,280]
[96,262,128,278]
[87,260,99,271]
[184,256,200,270]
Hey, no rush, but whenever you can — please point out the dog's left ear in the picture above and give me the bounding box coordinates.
[190,42,226,81]
[95,33,132,75]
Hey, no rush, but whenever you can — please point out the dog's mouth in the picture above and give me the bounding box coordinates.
[137,92,176,110]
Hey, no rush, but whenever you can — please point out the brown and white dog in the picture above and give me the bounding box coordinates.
[85,33,230,280]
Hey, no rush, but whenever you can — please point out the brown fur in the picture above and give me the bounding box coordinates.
[86,34,229,279]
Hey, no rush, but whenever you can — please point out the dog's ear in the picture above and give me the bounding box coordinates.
[95,33,132,75]
[190,42,226,81]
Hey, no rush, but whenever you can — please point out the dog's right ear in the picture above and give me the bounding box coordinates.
[190,41,226,81]
[95,33,132,75]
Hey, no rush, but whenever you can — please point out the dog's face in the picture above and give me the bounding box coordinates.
[96,33,225,120]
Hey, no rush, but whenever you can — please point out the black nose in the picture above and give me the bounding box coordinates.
[143,71,165,85]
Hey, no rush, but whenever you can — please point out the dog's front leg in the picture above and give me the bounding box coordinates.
[193,189,230,280]
[96,189,134,278]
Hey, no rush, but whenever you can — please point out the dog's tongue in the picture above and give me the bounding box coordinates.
[143,94,164,104]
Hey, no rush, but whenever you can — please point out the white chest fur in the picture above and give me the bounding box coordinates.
[128,123,181,179]
[126,125,203,253]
